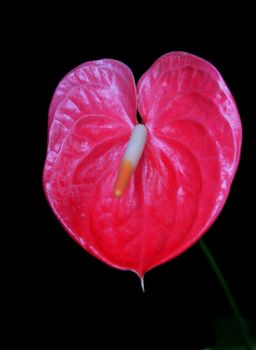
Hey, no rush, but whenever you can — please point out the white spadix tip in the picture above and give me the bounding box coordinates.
[123,124,147,168]
[114,124,147,197]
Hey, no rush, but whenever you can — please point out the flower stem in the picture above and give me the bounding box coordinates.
[199,238,254,350]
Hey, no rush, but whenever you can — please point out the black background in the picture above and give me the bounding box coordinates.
[29,42,255,348]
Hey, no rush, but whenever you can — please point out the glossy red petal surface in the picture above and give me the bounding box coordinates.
[44,59,138,269]
[44,53,242,276]
[136,52,241,273]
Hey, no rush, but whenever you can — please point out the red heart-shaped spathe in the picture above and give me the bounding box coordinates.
[43,52,242,277]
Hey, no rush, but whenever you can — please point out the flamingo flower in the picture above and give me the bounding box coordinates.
[43,52,242,282]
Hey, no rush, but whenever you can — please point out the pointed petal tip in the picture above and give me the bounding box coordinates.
[131,270,145,293]
[140,275,145,293]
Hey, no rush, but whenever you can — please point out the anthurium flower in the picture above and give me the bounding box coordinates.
[43,52,242,280]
